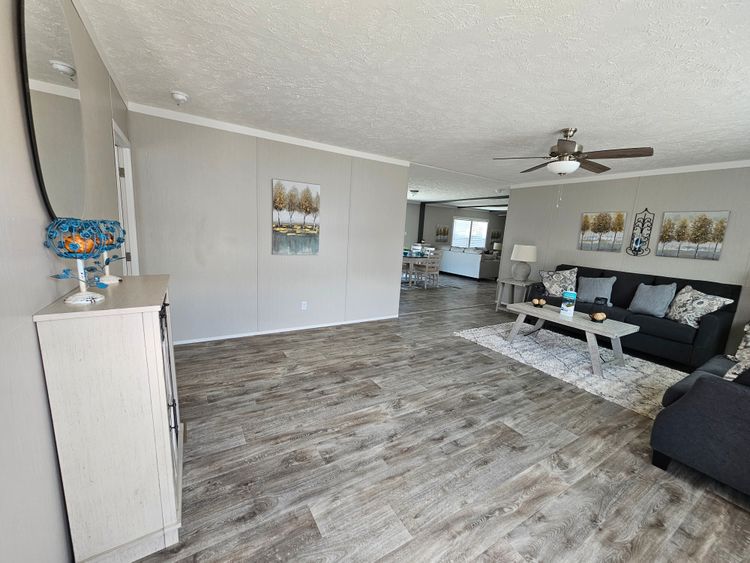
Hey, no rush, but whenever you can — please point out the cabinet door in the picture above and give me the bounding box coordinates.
[160,302,179,455]
[38,314,164,561]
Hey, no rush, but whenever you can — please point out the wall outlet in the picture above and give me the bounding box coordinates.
[300,301,308,311]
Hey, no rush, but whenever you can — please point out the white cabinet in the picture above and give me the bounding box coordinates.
[34,275,182,562]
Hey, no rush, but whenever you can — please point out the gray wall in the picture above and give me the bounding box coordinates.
[63,0,120,220]
[421,205,506,250]
[129,113,409,342]
[404,201,420,247]
[29,90,85,216]
[1,1,131,558]
[500,168,750,347]
[1,1,70,559]
[403,202,506,249]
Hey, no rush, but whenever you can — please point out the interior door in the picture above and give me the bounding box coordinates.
[113,122,140,275]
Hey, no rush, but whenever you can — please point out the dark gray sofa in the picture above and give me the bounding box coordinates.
[529,264,742,370]
[651,355,750,496]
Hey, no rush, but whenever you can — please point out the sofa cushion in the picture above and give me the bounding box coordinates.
[628,283,677,318]
[540,268,577,297]
[725,323,750,380]
[603,306,631,322]
[578,276,616,306]
[654,275,741,313]
[662,371,716,407]
[666,286,734,328]
[626,314,697,344]
[603,270,655,307]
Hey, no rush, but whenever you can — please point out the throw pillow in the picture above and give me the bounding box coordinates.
[666,285,734,328]
[540,267,577,297]
[724,322,750,381]
[628,283,677,318]
[577,276,616,306]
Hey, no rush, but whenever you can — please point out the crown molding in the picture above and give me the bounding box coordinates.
[28,79,80,100]
[127,102,411,167]
[509,160,750,189]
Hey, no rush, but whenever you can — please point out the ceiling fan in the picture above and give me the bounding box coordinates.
[493,128,654,176]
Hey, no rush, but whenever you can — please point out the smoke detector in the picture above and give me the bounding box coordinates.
[49,60,76,80]
[170,90,189,106]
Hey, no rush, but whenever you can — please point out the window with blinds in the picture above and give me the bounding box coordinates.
[451,218,488,248]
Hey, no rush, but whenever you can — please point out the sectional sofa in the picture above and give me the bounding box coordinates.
[529,264,742,370]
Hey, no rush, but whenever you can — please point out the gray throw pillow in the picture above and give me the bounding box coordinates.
[666,285,734,328]
[540,268,577,297]
[577,276,616,306]
[628,282,677,318]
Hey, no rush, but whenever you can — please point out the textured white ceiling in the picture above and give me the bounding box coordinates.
[76,0,750,194]
[25,0,78,86]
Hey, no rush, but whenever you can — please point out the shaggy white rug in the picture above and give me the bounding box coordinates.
[455,322,687,419]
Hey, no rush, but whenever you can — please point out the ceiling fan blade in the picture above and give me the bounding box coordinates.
[578,159,611,174]
[493,156,549,160]
[582,147,654,159]
[520,162,550,173]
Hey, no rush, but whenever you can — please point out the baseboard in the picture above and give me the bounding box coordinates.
[173,315,398,345]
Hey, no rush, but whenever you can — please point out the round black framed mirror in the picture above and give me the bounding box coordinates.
[19,0,86,220]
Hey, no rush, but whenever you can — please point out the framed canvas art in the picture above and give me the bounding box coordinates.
[272,179,320,255]
[578,211,626,252]
[656,211,729,260]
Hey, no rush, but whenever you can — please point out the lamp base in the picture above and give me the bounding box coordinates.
[512,261,531,281]
[99,274,122,285]
[65,291,105,305]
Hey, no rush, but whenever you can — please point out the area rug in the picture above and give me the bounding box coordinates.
[455,322,687,419]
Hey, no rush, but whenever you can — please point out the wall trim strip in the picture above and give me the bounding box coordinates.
[28,79,80,100]
[127,102,411,167]
[173,315,398,345]
[509,160,750,189]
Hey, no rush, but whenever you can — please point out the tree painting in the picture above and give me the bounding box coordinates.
[656,211,729,260]
[272,181,286,226]
[578,211,626,252]
[271,179,321,255]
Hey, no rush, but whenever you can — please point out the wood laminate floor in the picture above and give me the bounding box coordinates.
[143,275,750,562]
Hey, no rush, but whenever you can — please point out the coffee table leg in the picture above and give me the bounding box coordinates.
[507,313,527,342]
[525,317,545,336]
[585,331,603,377]
[611,336,625,364]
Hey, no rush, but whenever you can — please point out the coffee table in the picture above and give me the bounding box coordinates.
[506,302,640,377]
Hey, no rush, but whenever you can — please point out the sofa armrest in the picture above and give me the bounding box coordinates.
[651,374,750,493]
[690,310,734,368]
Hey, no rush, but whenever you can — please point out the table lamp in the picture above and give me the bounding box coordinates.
[45,218,107,304]
[492,242,502,255]
[510,244,537,281]
[96,219,126,285]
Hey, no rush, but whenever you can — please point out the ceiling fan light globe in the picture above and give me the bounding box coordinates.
[547,160,580,175]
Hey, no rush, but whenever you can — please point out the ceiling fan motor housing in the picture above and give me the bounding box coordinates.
[550,139,581,157]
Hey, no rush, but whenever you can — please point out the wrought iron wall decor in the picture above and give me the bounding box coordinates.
[626,208,655,257]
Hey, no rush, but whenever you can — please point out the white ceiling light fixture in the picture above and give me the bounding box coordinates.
[170,90,189,106]
[547,159,581,176]
[408,189,419,198]
[49,59,76,80]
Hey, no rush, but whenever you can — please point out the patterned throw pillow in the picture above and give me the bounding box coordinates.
[725,323,750,381]
[665,285,734,328]
[540,268,578,297]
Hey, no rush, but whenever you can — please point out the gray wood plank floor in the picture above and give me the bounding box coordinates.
[142,275,750,562]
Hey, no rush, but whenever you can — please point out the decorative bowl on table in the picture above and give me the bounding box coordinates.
[531,298,546,308]
[589,312,607,323]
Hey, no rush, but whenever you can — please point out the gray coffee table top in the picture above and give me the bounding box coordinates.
[506,302,640,338]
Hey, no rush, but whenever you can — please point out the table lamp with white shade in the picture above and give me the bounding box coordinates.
[510,244,537,281]
[492,242,502,255]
